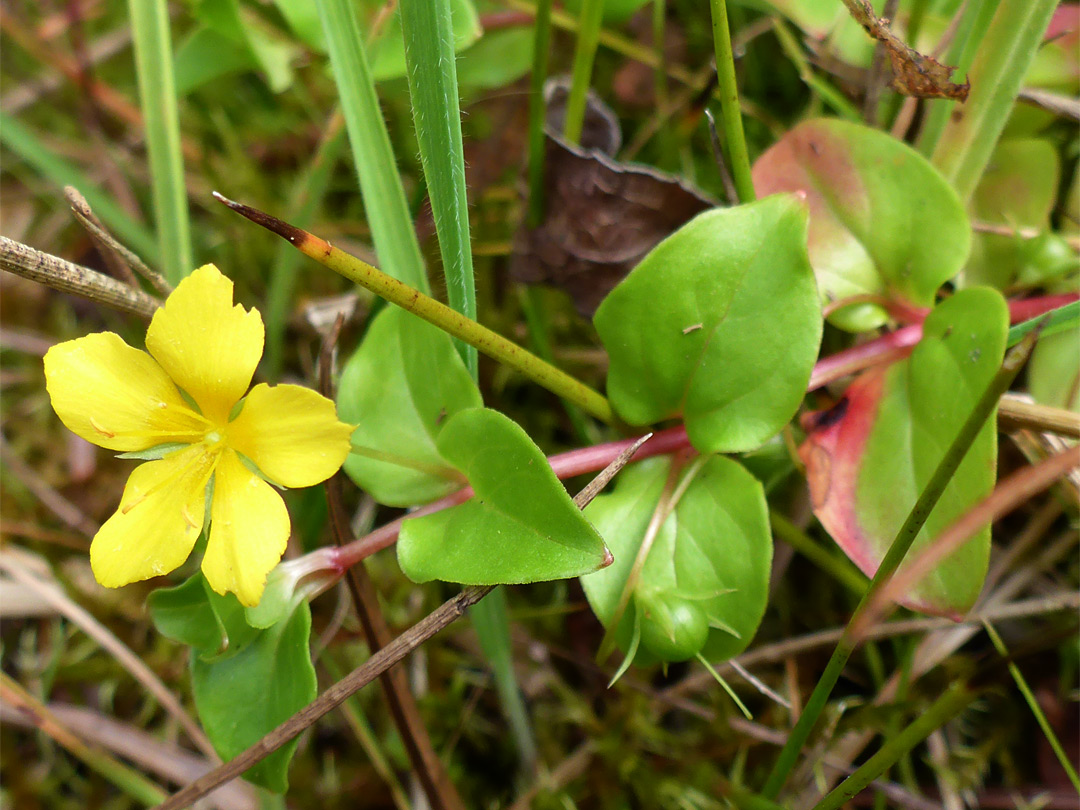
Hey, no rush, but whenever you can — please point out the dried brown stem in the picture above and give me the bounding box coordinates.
[998,394,1080,438]
[0,235,161,319]
[65,186,173,295]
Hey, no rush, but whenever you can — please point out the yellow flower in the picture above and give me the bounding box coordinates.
[44,264,354,606]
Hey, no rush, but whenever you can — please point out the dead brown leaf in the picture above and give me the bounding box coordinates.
[845,0,970,101]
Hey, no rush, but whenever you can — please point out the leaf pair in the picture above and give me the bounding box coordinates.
[339,307,611,585]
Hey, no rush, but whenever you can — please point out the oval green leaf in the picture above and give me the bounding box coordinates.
[581,455,772,664]
[191,601,317,793]
[966,138,1061,291]
[338,306,481,506]
[752,118,970,331]
[799,287,1008,617]
[397,408,611,584]
[594,194,822,454]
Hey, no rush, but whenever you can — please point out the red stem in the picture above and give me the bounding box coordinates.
[331,293,1077,572]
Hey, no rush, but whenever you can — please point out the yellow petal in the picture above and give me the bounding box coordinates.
[201,450,290,607]
[90,445,216,588]
[227,383,354,488]
[145,264,264,424]
[44,332,208,451]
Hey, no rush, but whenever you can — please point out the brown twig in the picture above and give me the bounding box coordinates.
[154,435,649,810]
[317,315,467,810]
[65,186,173,295]
[0,235,161,319]
[998,394,1080,438]
[154,585,493,810]
[862,0,901,122]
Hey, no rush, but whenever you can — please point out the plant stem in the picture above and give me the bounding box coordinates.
[810,681,976,810]
[0,235,161,319]
[707,0,755,203]
[401,0,478,375]
[563,0,605,144]
[214,194,616,424]
[127,0,190,283]
[769,510,868,596]
[982,621,1080,793]
[760,328,1039,799]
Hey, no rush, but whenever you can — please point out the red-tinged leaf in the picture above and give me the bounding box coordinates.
[753,118,969,332]
[800,288,1009,618]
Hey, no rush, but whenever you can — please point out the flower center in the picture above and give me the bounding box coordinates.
[201,420,233,454]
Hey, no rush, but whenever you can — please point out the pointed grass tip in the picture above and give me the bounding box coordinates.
[211,191,310,246]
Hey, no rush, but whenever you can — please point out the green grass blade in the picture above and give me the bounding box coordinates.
[527,0,554,226]
[469,590,539,773]
[127,0,191,283]
[983,621,1080,793]
[400,0,478,376]
[1007,301,1080,346]
[930,0,1058,203]
[314,0,430,294]
[0,112,159,263]
[563,0,606,144]
[811,682,976,810]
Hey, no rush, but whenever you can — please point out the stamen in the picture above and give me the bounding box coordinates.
[89,417,116,438]
[181,504,200,528]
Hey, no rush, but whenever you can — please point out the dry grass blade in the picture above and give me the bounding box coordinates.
[0,235,161,319]
[0,546,218,760]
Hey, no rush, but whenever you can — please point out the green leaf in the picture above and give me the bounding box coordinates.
[147,571,259,658]
[338,306,481,506]
[174,28,256,96]
[594,194,821,454]
[752,118,970,332]
[457,27,535,91]
[194,0,296,92]
[191,601,317,793]
[965,139,1061,290]
[759,0,877,66]
[397,408,611,584]
[1029,329,1080,412]
[581,455,772,664]
[800,288,1009,617]
[271,0,326,52]
[148,573,224,653]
